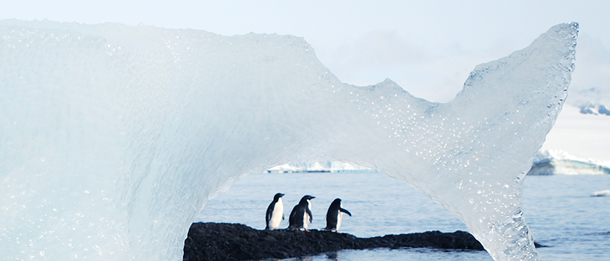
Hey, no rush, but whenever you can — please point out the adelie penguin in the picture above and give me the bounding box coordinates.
[288,195,315,231]
[324,198,351,232]
[265,193,285,230]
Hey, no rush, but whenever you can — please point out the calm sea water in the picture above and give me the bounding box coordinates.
[195,172,610,260]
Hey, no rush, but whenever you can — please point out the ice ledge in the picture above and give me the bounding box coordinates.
[528,150,610,175]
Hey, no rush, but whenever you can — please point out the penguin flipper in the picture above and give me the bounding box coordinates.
[340,208,352,217]
[265,208,271,230]
[288,206,298,227]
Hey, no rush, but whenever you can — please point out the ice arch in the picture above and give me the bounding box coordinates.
[0,20,577,260]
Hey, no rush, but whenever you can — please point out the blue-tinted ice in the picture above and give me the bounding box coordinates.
[0,20,577,260]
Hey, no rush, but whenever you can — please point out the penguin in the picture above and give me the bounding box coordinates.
[288,195,315,231]
[265,193,285,230]
[324,198,351,232]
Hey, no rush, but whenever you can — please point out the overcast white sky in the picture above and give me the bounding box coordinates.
[3,0,609,102]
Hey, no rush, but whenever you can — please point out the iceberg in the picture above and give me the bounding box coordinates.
[0,20,577,260]
[267,161,375,173]
[528,150,610,175]
[591,190,610,197]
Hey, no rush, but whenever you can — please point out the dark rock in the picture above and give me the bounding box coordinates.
[183,223,486,260]
[534,242,548,248]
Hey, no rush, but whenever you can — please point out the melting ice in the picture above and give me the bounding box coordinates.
[0,20,577,260]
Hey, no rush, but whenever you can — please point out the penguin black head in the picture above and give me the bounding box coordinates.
[299,195,315,204]
[273,193,285,200]
[329,198,343,209]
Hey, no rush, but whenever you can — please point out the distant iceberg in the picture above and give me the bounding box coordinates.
[267,161,376,173]
[275,152,610,175]
[591,190,610,197]
[528,150,610,175]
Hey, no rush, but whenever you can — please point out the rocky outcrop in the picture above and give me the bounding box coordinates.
[183,222,485,261]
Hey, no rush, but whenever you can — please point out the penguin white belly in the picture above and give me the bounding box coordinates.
[303,212,310,229]
[336,212,342,231]
[304,199,312,229]
[269,199,283,229]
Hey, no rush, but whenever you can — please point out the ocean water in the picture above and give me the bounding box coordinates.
[195,172,610,260]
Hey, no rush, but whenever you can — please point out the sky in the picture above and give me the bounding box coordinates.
[3,0,610,102]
